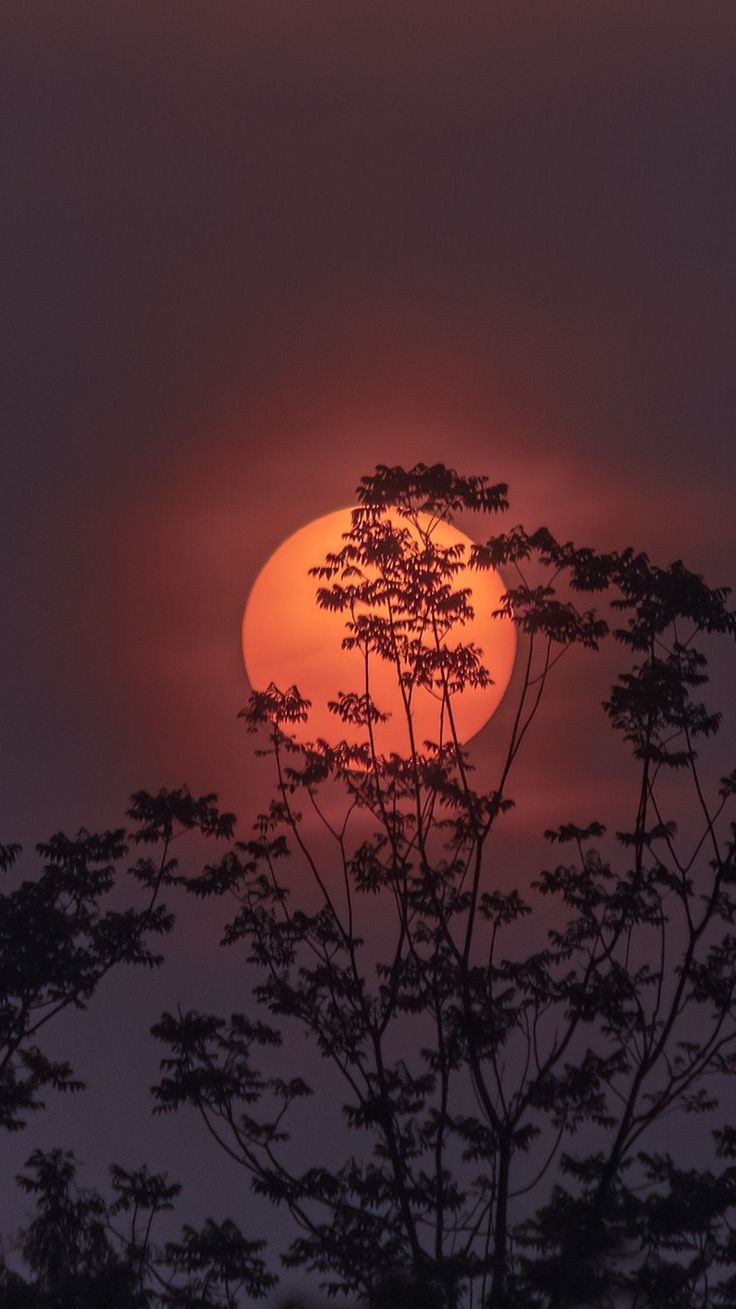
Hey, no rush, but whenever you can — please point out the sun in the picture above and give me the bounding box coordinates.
[242,507,516,754]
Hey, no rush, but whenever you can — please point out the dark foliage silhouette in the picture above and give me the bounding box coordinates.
[0,790,276,1307]
[5,465,736,1308]
[147,465,736,1306]
[2,1146,275,1307]
[0,787,233,1133]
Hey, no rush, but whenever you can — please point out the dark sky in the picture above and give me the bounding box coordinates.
[2,0,735,1296]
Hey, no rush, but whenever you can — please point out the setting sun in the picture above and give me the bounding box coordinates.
[242,507,516,754]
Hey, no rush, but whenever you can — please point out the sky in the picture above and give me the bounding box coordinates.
[2,0,736,1297]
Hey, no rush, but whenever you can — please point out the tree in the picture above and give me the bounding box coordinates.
[0,788,280,1307]
[5,1147,275,1308]
[15,1146,137,1308]
[143,465,736,1304]
[0,787,234,1133]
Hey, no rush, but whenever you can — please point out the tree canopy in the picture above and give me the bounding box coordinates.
[4,464,736,1308]
[151,465,736,1306]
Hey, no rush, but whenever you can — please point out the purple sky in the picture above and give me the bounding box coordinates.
[2,1,735,1298]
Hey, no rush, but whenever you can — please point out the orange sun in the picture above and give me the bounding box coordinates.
[242,508,516,755]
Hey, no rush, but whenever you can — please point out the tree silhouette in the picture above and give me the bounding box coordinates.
[3,1147,275,1307]
[0,789,277,1307]
[0,787,235,1133]
[6,465,736,1307]
[149,464,736,1306]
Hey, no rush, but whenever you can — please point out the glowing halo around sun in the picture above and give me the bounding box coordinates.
[242,507,516,755]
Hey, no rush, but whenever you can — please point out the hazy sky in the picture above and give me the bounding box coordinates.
[2,1,735,1297]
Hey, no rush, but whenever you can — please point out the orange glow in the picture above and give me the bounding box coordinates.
[242,508,516,754]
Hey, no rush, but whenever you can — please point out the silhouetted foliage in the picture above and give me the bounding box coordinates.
[0,790,270,1306]
[6,1147,275,1308]
[0,788,233,1133]
[7,465,736,1307]
[148,464,736,1306]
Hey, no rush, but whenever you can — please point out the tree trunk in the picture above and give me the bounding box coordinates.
[487,1140,510,1309]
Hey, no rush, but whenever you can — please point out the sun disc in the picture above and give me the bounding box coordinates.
[242,508,516,754]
